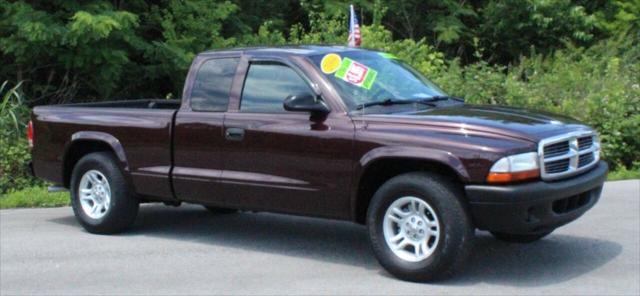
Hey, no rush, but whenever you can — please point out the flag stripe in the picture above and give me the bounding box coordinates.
[348,5,361,47]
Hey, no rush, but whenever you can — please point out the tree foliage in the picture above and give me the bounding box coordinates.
[1,0,634,103]
[0,0,638,193]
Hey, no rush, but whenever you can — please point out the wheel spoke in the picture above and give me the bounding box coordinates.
[414,241,422,257]
[394,238,409,250]
[390,233,404,243]
[409,200,417,214]
[418,202,426,216]
[387,213,401,223]
[80,189,93,201]
[87,172,101,185]
[90,203,100,215]
[80,195,94,203]
[420,241,429,256]
[391,207,408,218]
[388,206,408,223]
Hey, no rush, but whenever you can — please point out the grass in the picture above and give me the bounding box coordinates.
[0,168,638,209]
[0,186,69,209]
[607,167,640,181]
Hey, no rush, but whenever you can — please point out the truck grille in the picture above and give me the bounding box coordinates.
[543,142,569,158]
[538,131,599,180]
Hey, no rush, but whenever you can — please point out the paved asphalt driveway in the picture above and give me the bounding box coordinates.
[1,180,638,295]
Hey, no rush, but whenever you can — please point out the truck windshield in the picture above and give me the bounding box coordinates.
[308,50,447,111]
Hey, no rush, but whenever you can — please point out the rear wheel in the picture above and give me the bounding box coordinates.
[490,230,553,243]
[367,172,473,282]
[70,152,138,234]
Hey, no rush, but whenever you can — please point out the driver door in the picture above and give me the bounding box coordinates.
[220,59,355,219]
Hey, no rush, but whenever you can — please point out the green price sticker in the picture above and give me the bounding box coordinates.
[334,58,378,90]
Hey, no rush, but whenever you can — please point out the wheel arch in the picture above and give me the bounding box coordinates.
[62,132,130,188]
[352,147,470,224]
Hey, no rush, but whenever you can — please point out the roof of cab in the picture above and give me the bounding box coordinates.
[199,45,369,57]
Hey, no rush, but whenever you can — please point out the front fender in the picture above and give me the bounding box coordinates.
[357,146,470,181]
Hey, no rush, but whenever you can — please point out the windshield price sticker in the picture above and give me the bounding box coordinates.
[334,57,377,89]
[320,53,342,74]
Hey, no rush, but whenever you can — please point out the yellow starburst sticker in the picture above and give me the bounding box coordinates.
[320,53,342,74]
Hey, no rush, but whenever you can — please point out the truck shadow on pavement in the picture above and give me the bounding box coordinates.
[51,204,622,287]
[429,232,621,287]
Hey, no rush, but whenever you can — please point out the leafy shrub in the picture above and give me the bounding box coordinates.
[0,81,40,193]
[607,162,640,181]
[0,81,26,137]
[0,137,37,193]
[360,25,446,75]
[478,0,597,64]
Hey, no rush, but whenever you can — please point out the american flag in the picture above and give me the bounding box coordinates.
[348,5,361,47]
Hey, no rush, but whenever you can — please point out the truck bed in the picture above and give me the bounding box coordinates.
[31,99,179,200]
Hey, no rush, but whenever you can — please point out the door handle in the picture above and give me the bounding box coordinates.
[225,128,245,141]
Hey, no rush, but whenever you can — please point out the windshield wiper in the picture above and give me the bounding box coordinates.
[355,98,433,110]
[421,95,464,103]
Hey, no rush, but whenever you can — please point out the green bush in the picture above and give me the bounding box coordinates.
[607,162,640,181]
[0,81,40,193]
[0,137,38,193]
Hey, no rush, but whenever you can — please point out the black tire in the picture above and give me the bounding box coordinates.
[203,206,237,214]
[70,152,139,234]
[490,230,553,243]
[367,172,474,282]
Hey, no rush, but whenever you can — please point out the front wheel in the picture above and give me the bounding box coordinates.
[367,172,474,282]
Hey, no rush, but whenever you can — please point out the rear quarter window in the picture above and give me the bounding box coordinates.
[190,58,239,112]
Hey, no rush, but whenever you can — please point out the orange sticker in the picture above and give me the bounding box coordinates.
[320,53,342,74]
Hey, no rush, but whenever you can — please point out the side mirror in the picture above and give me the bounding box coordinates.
[283,93,330,115]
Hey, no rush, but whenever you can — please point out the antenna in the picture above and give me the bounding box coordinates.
[360,103,366,127]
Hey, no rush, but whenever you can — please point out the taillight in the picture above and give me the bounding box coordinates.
[27,120,34,149]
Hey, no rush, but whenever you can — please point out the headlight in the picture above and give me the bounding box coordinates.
[487,152,540,183]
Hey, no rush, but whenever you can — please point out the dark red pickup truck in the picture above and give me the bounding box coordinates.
[30,46,608,281]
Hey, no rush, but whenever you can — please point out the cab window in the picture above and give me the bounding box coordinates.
[240,63,312,113]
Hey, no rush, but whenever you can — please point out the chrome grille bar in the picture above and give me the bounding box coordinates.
[538,130,600,180]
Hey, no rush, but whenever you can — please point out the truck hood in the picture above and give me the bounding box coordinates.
[364,104,593,142]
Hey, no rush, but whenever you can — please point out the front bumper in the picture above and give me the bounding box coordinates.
[465,161,608,234]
